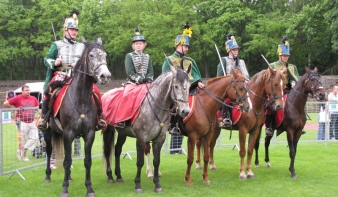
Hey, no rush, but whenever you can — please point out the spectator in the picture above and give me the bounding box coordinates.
[317,104,327,140]
[3,85,40,161]
[328,85,338,140]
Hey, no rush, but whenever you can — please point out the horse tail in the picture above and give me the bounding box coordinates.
[52,131,63,173]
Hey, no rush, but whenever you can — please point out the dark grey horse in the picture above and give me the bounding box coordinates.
[43,37,111,197]
[102,64,191,193]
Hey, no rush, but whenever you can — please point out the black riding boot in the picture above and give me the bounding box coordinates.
[265,114,274,136]
[222,105,232,126]
[38,95,50,131]
[168,114,181,135]
[96,110,107,131]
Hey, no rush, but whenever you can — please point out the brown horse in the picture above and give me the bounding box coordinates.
[254,67,325,179]
[181,69,251,185]
[195,67,286,179]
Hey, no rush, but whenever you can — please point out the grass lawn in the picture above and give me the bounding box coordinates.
[1,132,338,197]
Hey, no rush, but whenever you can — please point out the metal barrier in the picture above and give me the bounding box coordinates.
[1,101,337,179]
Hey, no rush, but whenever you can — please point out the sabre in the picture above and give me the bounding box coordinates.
[51,22,57,41]
[261,54,270,66]
[215,44,226,76]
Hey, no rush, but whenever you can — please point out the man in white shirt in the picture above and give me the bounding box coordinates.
[328,85,338,140]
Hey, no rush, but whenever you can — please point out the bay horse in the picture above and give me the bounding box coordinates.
[181,69,252,185]
[42,37,111,197]
[195,67,286,180]
[102,64,191,193]
[254,67,325,179]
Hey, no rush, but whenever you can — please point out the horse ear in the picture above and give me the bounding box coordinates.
[169,64,177,74]
[81,36,87,43]
[96,37,103,46]
[231,68,237,78]
[305,66,310,73]
[268,65,275,75]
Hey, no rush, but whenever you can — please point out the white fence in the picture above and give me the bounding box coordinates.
[1,101,337,179]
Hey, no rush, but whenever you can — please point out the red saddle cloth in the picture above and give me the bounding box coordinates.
[102,83,149,126]
[183,95,196,123]
[265,94,287,127]
[53,83,101,117]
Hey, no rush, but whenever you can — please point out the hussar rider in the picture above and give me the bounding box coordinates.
[38,9,106,131]
[216,34,249,126]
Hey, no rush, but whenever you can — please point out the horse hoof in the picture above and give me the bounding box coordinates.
[195,165,202,169]
[44,179,51,183]
[247,174,255,179]
[255,165,260,168]
[147,174,154,178]
[210,166,217,170]
[117,178,124,183]
[68,179,73,183]
[107,179,115,183]
[203,180,210,185]
[239,175,247,180]
[134,188,143,193]
[291,175,297,180]
[60,192,69,197]
[86,192,96,197]
[154,187,163,193]
[266,163,271,168]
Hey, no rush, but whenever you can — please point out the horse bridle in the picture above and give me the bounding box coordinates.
[225,77,249,107]
[293,71,323,98]
[75,48,106,80]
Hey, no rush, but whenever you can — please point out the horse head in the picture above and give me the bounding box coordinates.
[228,69,252,113]
[170,64,191,117]
[80,37,111,85]
[303,67,325,101]
[265,66,285,111]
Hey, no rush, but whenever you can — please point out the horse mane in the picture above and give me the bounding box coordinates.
[206,75,231,86]
[250,68,286,86]
[74,41,104,71]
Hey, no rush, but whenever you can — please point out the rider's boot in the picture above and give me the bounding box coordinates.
[37,95,50,131]
[96,112,107,131]
[222,105,232,127]
[169,122,181,135]
[265,114,274,136]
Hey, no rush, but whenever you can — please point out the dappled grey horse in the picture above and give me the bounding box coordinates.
[42,37,111,197]
[102,64,191,193]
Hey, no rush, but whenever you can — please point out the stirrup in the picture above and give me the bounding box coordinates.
[222,118,232,126]
[115,122,125,128]
[266,128,274,136]
[96,119,107,130]
[169,127,181,135]
[37,118,48,131]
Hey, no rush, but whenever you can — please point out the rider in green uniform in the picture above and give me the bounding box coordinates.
[162,23,205,136]
[265,36,300,136]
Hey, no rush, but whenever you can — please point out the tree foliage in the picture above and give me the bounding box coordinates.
[0,0,337,80]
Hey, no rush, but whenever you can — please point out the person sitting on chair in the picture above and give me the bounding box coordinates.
[265,36,300,136]
[38,9,106,131]
[162,22,205,136]
[216,34,249,127]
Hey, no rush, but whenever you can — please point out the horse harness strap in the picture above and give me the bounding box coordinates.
[196,94,214,134]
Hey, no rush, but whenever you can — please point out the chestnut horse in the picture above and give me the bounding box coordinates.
[254,67,325,179]
[181,69,251,185]
[195,67,286,179]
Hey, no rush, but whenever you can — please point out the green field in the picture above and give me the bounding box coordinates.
[1,122,338,197]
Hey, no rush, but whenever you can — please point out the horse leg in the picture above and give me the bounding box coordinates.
[115,134,126,182]
[254,129,261,168]
[238,130,247,180]
[185,135,196,186]
[83,133,95,197]
[152,141,163,193]
[145,143,154,178]
[287,130,300,179]
[209,126,220,170]
[134,140,145,193]
[264,135,273,168]
[103,125,115,183]
[202,138,210,184]
[61,136,73,197]
[44,132,52,183]
[152,143,162,177]
[246,132,259,179]
[195,139,202,169]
